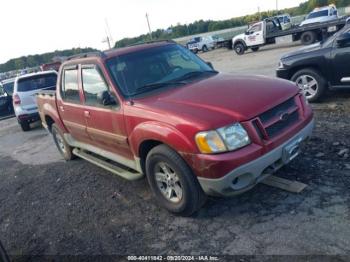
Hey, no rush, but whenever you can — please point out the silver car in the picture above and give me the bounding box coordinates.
[300,5,339,26]
[13,71,57,131]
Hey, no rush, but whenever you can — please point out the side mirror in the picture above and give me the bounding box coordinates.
[337,32,350,48]
[206,62,214,69]
[97,90,117,106]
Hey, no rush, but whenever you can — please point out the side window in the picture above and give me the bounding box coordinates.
[249,24,262,34]
[62,68,80,103]
[81,66,109,106]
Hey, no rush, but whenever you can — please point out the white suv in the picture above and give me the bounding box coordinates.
[186,36,215,53]
[300,5,339,26]
[13,71,57,131]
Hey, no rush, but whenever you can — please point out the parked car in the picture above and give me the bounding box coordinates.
[13,71,57,131]
[277,14,292,30]
[1,78,15,96]
[0,84,13,116]
[276,24,350,102]
[300,5,339,27]
[37,41,314,216]
[186,36,215,53]
[0,78,15,115]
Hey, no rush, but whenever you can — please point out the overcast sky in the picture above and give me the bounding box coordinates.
[0,0,306,64]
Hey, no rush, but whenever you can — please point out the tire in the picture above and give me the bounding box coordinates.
[20,121,30,132]
[301,31,317,45]
[202,45,208,52]
[146,144,206,216]
[291,68,327,102]
[234,42,245,55]
[52,123,75,161]
[251,46,260,52]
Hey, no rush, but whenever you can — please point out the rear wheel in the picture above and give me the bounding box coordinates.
[52,124,75,161]
[301,31,317,45]
[202,45,208,52]
[291,68,327,102]
[146,144,206,216]
[234,43,245,55]
[20,121,30,132]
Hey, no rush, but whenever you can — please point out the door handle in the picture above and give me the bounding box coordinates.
[84,111,90,118]
[59,106,64,112]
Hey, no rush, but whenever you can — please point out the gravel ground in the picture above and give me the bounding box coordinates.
[1,42,350,259]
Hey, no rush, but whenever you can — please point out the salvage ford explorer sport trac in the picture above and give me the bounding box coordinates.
[36,40,314,216]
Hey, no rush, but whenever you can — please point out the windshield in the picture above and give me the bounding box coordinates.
[307,10,329,19]
[17,73,57,92]
[106,44,215,97]
[2,81,14,95]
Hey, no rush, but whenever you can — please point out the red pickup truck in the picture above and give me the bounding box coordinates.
[37,41,314,216]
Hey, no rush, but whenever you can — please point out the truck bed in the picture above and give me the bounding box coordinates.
[266,17,348,39]
[36,90,57,130]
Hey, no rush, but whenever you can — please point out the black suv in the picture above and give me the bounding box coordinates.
[276,24,350,102]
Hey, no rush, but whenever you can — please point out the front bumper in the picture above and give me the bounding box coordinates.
[197,119,314,197]
[276,68,290,80]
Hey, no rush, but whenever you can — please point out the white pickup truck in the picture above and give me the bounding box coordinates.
[186,36,215,53]
[232,16,348,55]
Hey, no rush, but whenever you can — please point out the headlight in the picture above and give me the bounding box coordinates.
[195,123,250,154]
[278,61,285,69]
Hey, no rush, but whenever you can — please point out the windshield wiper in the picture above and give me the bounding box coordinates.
[132,81,186,95]
[174,70,218,81]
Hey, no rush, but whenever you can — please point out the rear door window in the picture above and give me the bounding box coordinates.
[17,74,57,92]
[62,68,80,103]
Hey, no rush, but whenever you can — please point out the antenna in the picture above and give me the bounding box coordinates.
[146,13,153,40]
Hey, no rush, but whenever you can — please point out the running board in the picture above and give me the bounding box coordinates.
[72,148,143,181]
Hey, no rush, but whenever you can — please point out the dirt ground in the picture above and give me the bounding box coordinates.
[1,42,350,259]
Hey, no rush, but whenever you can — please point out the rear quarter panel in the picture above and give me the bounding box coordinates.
[37,93,67,132]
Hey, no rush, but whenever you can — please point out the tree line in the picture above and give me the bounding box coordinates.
[1,0,349,73]
[114,0,350,48]
[0,48,96,73]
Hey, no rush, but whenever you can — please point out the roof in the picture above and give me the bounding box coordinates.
[312,5,335,12]
[16,70,57,80]
[1,77,16,84]
[62,40,176,66]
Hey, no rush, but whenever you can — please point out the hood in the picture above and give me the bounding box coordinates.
[134,73,298,128]
[281,42,322,59]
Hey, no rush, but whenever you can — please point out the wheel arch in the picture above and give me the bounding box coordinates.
[129,122,196,172]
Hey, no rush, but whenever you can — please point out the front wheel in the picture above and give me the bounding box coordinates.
[291,68,327,102]
[234,43,245,55]
[146,145,206,216]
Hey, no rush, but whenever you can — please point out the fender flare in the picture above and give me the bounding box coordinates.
[233,39,247,49]
[128,121,195,157]
[42,103,67,133]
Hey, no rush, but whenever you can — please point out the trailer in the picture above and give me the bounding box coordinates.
[231,16,348,55]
